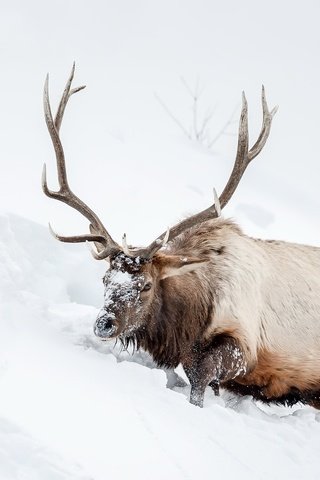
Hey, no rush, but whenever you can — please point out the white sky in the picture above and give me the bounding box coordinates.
[1,0,320,245]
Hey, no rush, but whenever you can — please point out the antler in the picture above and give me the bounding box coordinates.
[43,69,276,262]
[42,64,121,259]
[126,86,277,259]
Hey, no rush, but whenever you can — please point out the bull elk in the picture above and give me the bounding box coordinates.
[42,65,320,408]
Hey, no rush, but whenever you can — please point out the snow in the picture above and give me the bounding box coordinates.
[99,263,143,329]
[103,269,137,304]
[0,215,320,479]
[1,1,320,478]
[0,418,91,480]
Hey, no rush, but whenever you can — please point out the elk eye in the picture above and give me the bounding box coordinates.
[142,282,152,292]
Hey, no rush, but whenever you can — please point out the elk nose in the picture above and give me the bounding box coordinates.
[94,315,116,338]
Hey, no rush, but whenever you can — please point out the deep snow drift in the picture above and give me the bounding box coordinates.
[0,213,320,480]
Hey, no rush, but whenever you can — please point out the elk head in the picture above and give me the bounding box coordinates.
[94,251,206,339]
[42,64,277,340]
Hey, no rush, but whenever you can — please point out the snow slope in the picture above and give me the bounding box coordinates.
[1,214,320,480]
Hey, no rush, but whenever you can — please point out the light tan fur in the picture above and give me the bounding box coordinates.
[170,218,320,397]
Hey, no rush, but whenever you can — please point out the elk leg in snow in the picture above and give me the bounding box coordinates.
[209,380,220,396]
[184,336,247,407]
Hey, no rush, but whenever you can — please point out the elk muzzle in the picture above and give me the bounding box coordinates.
[94,310,117,338]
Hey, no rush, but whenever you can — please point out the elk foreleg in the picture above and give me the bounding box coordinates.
[184,336,247,407]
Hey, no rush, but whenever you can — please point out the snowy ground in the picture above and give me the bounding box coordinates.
[1,1,320,478]
[0,212,320,480]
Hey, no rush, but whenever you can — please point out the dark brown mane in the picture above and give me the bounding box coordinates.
[119,219,241,368]
[121,271,215,368]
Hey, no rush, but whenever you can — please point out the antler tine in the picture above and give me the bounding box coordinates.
[123,227,171,260]
[122,233,131,256]
[135,88,276,260]
[42,65,121,259]
[218,91,249,209]
[54,62,86,134]
[213,187,221,217]
[86,241,113,261]
[48,223,108,245]
[247,86,278,161]
[219,86,277,209]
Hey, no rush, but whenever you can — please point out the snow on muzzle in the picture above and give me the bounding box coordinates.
[94,309,117,338]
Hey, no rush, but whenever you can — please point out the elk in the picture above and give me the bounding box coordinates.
[42,65,320,408]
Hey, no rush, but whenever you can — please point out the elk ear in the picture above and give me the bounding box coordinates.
[157,255,207,280]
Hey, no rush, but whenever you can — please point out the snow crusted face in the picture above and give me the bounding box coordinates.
[94,253,155,340]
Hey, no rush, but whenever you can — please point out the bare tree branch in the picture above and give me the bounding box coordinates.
[156,78,237,149]
[154,92,192,139]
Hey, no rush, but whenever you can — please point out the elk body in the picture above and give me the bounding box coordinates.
[43,66,320,408]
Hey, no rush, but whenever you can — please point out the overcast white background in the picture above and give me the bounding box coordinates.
[1,0,320,248]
